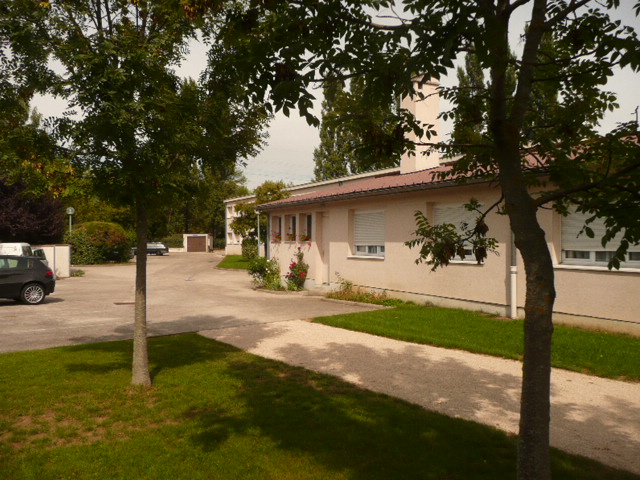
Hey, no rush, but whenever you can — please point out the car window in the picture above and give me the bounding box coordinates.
[0,258,31,269]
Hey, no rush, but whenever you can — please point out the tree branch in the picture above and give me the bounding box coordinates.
[544,0,592,28]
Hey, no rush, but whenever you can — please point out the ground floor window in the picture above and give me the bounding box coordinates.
[299,213,312,241]
[271,216,282,243]
[433,203,479,263]
[561,210,640,267]
[285,215,297,242]
[353,210,385,257]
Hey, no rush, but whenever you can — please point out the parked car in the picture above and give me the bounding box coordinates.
[0,255,55,304]
[132,242,169,256]
[0,242,33,256]
[32,247,49,266]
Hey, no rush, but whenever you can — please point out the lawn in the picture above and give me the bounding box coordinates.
[313,304,640,381]
[216,254,251,270]
[1,335,636,480]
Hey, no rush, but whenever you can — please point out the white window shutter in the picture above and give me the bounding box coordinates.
[354,211,385,245]
[434,204,477,234]
[562,210,639,252]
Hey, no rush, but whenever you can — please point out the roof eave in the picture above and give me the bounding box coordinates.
[257,176,492,212]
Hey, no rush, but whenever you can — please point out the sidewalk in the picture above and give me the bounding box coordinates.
[200,320,640,475]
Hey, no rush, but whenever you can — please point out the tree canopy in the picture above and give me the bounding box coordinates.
[4,0,269,386]
[313,76,402,181]
[230,180,289,239]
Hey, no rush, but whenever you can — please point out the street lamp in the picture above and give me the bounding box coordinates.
[66,207,75,234]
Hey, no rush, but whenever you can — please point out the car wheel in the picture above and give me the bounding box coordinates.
[20,283,46,305]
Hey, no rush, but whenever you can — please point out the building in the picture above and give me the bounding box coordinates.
[227,79,640,334]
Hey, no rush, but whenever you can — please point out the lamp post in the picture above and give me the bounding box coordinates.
[66,207,75,235]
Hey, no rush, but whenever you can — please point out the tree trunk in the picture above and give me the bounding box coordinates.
[132,200,152,386]
[514,224,555,480]
[501,179,555,480]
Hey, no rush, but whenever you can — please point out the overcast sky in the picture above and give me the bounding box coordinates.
[33,4,640,191]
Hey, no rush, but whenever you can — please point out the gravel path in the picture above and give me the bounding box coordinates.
[200,320,640,475]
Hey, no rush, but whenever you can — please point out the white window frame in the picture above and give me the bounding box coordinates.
[561,210,640,268]
[353,210,385,258]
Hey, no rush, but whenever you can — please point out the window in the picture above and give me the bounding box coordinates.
[285,215,297,241]
[299,213,312,241]
[0,258,31,270]
[353,210,385,257]
[271,216,282,243]
[561,210,640,267]
[433,203,479,262]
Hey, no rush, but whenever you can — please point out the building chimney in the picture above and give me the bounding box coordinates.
[400,77,440,174]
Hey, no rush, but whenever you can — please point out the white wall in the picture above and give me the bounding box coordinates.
[36,244,71,278]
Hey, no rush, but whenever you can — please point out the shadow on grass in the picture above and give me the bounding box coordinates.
[195,325,640,479]
[48,333,639,479]
[63,333,239,381]
[180,340,636,479]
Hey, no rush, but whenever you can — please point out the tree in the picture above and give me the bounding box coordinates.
[150,169,250,240]
[229,180,289,239]
[313,76,401,180]
[197,2,640,478]
[33,0,267,387]
[0,180,66,244]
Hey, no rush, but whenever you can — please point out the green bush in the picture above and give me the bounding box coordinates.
[162,233,184,248]
[66,222,133,264]
[213,238,226,250]
[248,256,282,290]
[241,236,259,259]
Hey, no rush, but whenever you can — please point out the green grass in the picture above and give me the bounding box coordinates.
[313,304,640,381]
[216,254,251,270]
[1,335,636,479]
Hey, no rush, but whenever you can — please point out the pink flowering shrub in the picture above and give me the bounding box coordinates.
[285,247,309,291]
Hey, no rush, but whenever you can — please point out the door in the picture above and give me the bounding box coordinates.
[187,236,207,252]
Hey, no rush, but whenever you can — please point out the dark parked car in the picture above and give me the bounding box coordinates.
[0,255,55,305]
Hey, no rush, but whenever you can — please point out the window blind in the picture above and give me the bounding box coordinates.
[354,211,385,245]
[562,211,640,252]
[433,204,477,234]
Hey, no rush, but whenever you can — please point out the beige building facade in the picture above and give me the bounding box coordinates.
[258,171,640,335]
[227,77,639,334]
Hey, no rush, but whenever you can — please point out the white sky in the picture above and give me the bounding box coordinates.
[32,3,640,191]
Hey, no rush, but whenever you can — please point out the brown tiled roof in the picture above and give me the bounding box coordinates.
[257,164,487,211]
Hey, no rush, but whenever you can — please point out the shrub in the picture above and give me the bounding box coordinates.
[162,234,184,248]
[213,238,226,250]
[285,248,309,291]
[241,236,259,259]
[248,256,282,290]
[327,273,412,306]
[66,221,133,264]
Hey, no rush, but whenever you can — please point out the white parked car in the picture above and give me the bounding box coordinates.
[0,243,33,256]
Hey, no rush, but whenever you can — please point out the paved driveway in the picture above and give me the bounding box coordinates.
[0,253,377,353]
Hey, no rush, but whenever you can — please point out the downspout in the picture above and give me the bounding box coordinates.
[256,212,261,257]
[265,213,270,259]
[510,233,518,319]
